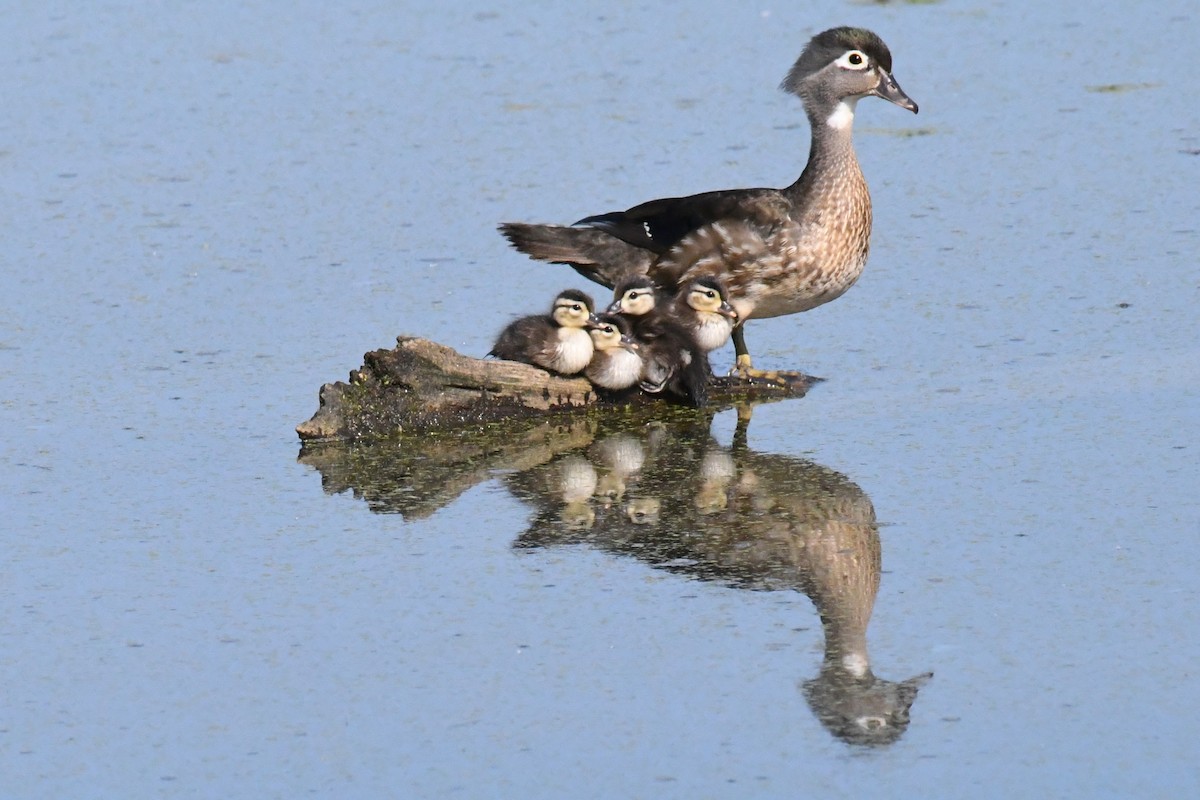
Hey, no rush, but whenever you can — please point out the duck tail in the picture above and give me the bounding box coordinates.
[498,222,653,290]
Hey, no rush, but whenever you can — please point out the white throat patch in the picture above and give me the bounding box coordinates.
[825,98,859,130]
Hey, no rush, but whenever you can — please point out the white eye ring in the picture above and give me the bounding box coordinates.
[836,50,870,70]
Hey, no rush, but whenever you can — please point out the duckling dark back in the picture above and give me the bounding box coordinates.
[489,314,554,362]
[489,289,596,375]
[629,315,710,407]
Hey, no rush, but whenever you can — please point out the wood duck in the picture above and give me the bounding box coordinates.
[609,275,736,353]
[489,289,596,375]
[606,284,711,407]
[499,27,917,379]
[584,313,643,391]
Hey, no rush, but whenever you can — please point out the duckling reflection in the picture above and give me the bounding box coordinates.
[504,411,932,746]
[694,448,735,514]
[587,432,646,506]
[515,453,599,531]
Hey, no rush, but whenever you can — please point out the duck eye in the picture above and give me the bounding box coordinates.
[837,50,869,70]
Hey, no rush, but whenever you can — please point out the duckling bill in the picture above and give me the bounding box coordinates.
[489,289,596,375]
[499,26,917,381]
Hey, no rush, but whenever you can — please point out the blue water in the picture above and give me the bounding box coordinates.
[2,1,1198,797]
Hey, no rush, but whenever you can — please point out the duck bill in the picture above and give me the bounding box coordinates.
[719,301,739,322]
[620,337,640,353]
[605,300,624,314]
[874,71,918,114]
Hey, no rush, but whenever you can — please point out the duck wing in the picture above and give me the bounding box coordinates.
[576,188,788,256]
[499,223,655,289]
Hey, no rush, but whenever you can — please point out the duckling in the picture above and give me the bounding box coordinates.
[584,313,643,391]
[607,275,661,324]
[607,277,713,406]
[489,289,595,375]
[609,275,737,354]
[623,321,710,406]
[609,273,739,355]
[669,276,739,354]
[499,27,917,380]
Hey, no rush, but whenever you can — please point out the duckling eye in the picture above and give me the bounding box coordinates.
[848,52,863,66]
[704,290,716,299]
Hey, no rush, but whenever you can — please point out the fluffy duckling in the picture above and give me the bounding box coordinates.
[671,276,739,354]
[607,275,661,326]
[585,313,643,391]
[607,279,710,407]
[609,275,737,355]
[489,289,595,375]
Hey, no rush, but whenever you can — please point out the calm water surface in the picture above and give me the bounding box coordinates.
[2,1,1198,798]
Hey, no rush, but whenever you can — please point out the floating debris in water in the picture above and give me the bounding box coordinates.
[1085,82,1159,93]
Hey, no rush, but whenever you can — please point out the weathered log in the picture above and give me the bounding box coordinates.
[296,335,817,441]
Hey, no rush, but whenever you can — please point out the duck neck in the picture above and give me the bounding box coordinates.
[786,97,862,199]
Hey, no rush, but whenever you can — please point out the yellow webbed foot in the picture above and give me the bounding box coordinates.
[730,355,813,388]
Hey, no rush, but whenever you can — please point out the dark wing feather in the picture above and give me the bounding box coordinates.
[576,188,782,254]
[498,222,655,289]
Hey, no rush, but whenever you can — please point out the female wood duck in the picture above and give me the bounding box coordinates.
[584,313,643,391]
[499,27,917,379]
[489,289,595,375]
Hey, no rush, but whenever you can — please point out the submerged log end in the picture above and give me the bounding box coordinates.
[297,335,817,441]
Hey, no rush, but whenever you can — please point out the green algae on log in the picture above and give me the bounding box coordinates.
[296,336,815,441]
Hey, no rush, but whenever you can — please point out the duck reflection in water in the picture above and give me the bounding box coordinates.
[298,406,931,745]
[503,410,932,747]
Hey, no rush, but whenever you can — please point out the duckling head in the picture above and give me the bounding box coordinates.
[684,277,739,321]
[551,288,595,328]
[587,313,640,353]
[608,275,658,316]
